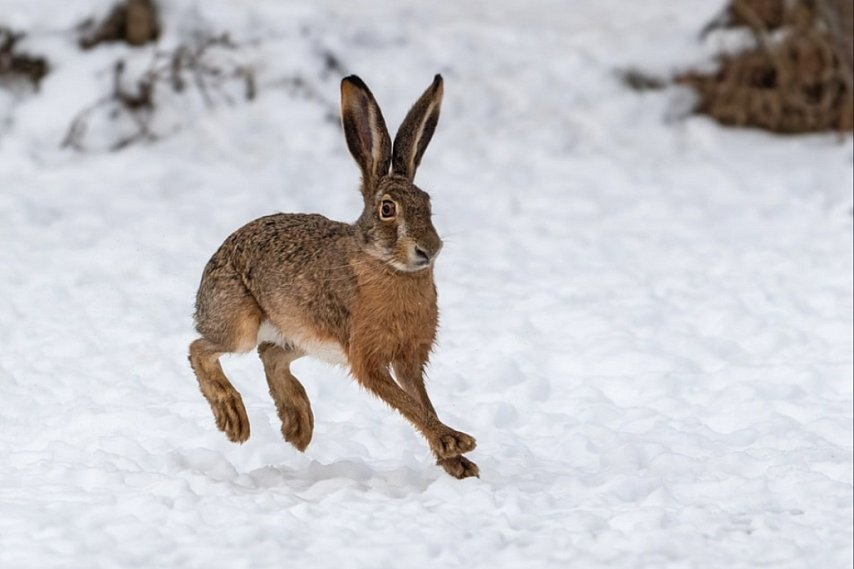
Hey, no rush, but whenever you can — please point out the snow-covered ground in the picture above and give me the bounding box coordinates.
[1,1,852,567]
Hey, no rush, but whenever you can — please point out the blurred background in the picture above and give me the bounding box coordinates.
[1,1,852,568]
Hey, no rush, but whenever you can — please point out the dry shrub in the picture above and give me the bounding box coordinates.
[707,0,813,31]
[680,0,853,133]
[0,27,48,90]
[80,0,160,49]
[63,33,255,151]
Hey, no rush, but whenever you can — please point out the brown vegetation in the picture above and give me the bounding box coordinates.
[0,27,48,89]
[63,33,256,151]
[680,0,853,133]
[79,0,160,49]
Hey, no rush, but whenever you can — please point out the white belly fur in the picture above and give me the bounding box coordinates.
[256,319,348,367]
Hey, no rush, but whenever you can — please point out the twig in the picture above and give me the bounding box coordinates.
[63,31,256,151]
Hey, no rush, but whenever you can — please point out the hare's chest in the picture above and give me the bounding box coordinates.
[352,274,438,357]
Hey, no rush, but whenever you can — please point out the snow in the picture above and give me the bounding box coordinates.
[1,0,852,567]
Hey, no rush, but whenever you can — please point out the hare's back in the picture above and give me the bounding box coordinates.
[226,212,354,269]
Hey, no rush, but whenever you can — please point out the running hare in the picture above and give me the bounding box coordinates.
[189,75,478,479]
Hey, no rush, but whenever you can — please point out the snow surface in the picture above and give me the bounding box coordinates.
[1,1,852,567]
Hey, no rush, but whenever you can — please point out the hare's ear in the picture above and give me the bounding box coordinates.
[341,76,392,193]
[392,74,443,181]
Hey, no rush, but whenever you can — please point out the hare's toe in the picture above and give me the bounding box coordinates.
[437,455,480,479]
[281,403,314,452]
[432,428,477,459]
[211,392,250,443]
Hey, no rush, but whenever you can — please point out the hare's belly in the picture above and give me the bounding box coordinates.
[257,319,348,366]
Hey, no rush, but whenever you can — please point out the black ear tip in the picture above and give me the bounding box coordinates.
[342,75,368,90]
[433,74,443,87]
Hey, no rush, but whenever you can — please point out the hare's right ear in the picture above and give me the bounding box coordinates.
[341,76,392,194]
[391,74,443,181]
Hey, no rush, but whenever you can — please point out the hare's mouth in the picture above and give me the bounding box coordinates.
[386,250,434,273]
[361,244,429,273]
[388,258,432,273]
[375,243,437,272]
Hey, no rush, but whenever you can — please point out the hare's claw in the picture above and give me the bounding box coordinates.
[433,429,477,459]
[437,455,480,479]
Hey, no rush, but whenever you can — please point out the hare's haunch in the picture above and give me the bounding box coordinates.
[188,75,478,479]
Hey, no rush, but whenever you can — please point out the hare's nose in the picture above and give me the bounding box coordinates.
[414,247,430,265]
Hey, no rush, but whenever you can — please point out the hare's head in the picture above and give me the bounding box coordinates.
[341,75,444,273]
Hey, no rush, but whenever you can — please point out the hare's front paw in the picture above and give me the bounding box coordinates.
[437,455,480,479]
[432,428,477,459]
[210,391,250,443]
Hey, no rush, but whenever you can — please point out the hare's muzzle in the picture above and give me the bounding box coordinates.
[410,234,442,269]
[414,246,431,266]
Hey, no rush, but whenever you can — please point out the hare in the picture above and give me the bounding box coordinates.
[188,75,478,479]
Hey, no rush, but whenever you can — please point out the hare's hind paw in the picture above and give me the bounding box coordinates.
[433,429,477,459]
[437,455,480,479]
[211,391,250,443]
[281,403,314,452]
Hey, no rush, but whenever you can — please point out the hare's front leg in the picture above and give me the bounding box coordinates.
[436,455,480,479]
[258,342,314,452]
[392,359,438,417]
[351,354,477,478]
[393,358,479,479]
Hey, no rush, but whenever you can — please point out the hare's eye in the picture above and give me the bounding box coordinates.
[380,200,396,220]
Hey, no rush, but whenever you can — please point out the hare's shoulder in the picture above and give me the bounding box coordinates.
[215,213,356,287]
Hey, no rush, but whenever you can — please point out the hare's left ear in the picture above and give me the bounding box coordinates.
[391,74,443,181]
[341,76,392,195]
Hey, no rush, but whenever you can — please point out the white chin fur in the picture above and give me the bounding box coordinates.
[389,259,430,273]
[364,246,428,273]
[256,320,348,367]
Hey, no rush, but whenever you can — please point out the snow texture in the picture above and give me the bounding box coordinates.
[1,1,852,568]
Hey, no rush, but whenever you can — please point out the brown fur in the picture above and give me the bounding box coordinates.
[188,75,478,479]
[258,342,313,451]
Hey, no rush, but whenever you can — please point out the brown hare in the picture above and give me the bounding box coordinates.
[188,75,478,479]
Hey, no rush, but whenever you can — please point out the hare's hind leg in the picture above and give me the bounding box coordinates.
[189,269,264,443]
[258,342,314,452]
[189,338,253,443]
